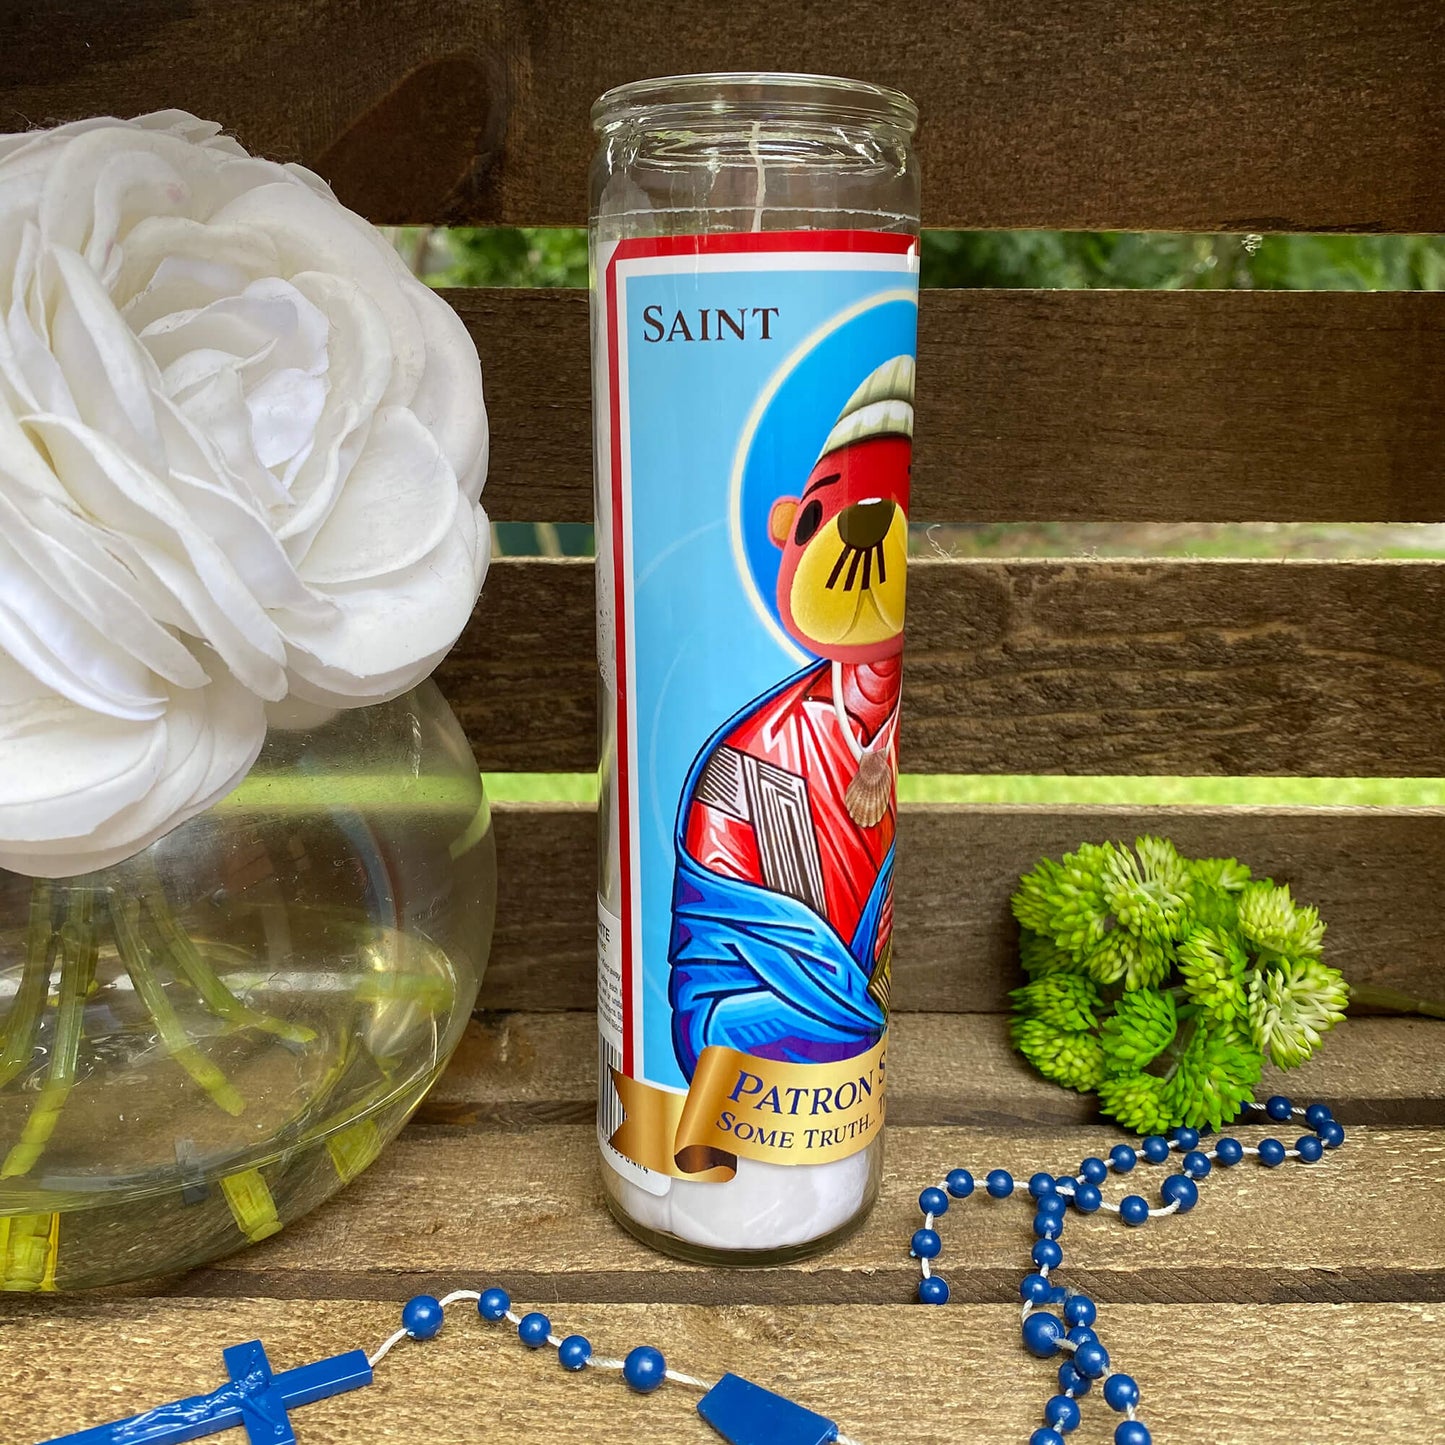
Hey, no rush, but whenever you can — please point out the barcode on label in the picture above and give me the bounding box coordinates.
[597,1034,625,1147]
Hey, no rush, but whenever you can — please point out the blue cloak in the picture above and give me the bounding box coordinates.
[668,666,891,1078]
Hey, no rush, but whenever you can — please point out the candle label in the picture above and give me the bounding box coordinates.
[596,232,919,1184]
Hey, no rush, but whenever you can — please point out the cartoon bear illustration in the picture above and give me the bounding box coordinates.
[668,357,912,1077]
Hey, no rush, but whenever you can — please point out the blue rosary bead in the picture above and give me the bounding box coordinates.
[1115,1421,1152,1445]
[478,1287,511,1322]
[1054,1174,1080,1193]
[1265,1094,1293,1121]
[1319,1119,1346,1149]
[1021,1272,1053,1304]
[1029,1171,1058,1198]
[402,1295,444,1341]
[1029,1431,1066,1445]
[1257,1137,1287,1167]
[1109,1144,1138,1173]
[623,1345,667,1393]
[986,1169,1015,1198]
[1296,1134,1324,1162]
[1058,1360,1092,1396]
[1034,1211,1064,1240]
[1072,1182,1102,1213]
[1140,1136,1170,1163]
[1037,1192,1068,1218]
[1073,1341,1109,1379]
[1079,1157,1109,1185]
[947,1168,975,1197]
[1119,1195,1150,1226]
[1214,1136,1244,1166]
[1104,1373,1140,1411]
[1160,1175,1199,1212]
[518,1312,552,1348]
[1032,1238,1063,1270]
[1022,1312,1065,1358]
[1181,1150,1211,1178]
[1066,1326,1098,1347]
[918,1274,950,1305]
[1044,1394,1082,1433]
[911,1228,942,1259]
[1171,1127,1200,1150]
[1305,1102,1333,1129]
[1063,1295,1097,1328]
[919,1186,950,1216]
[557,1335,592,1371]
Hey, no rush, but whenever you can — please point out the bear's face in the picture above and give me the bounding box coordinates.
[768,434,910,662]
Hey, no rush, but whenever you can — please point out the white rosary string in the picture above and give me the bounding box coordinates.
[367,1288,866,1443]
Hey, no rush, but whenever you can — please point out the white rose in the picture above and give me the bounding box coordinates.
[0,111,489,878]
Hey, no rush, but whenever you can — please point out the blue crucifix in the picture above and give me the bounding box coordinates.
[43,1339,373,1445]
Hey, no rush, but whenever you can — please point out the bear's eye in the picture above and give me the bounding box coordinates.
[793,499,824,546]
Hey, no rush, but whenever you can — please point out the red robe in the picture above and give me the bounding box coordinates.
[682,656,899,966]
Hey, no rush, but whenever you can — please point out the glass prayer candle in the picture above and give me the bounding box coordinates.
[590,73,920,1263]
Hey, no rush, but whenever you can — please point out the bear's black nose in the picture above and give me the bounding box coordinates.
[837,499,896,549]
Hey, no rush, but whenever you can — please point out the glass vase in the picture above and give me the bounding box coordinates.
[0,680,494,1291]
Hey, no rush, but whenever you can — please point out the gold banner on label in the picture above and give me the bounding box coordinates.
[609,1036,887,1182]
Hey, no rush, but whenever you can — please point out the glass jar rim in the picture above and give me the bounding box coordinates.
[591,72,918,133]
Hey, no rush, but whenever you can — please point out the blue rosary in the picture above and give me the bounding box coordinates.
[910,1094,1347,1445]
[42,1093,1344,1445]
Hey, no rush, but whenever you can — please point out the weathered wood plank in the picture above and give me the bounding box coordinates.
[5,2,1442,232]
[177,1124,1445,1304]
[463,289,1445,526]
[425,1014,1445,1129]
[486,804,1445,1013]
[446,557,1445,775]
[1,1298,1432,1443]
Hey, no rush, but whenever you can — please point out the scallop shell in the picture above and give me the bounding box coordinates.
[846,748,893,828]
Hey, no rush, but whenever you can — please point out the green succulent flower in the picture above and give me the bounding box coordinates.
[1096,1072,1173,1134]
[1190,857,1253,894]
[1247,957,1349,1067]
[1177,926,1251,1022]
[1237,881,1325,959]
[1011,1018,1106,1092]
[1099,988,1177,1074]
[1010,974,1103,1031]
[1009,838,1344,1130]
[1162,1023,1264,1131]
[1101,836,1194,945]
[1019,928,1075,977]
[1012,857,1067,937]
[1013,843,1118,961]
[1078,929,1172,991]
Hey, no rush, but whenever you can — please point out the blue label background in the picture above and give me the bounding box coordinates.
[621,257,918,1088]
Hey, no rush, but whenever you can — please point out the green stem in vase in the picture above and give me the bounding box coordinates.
[108,895,246,1118]
[0,881,56,1088]
[2,891,98,1179]
[141,891,316,1046]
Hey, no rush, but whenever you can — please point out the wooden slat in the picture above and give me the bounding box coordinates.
[445,557,1445,775]
[6,2,1442,231]
[2,1298,1434,1443]
[462,289,1445,526]
[423,1014,1445,1129]
[176,1123,1445,1304]
[486,804,1445,1013]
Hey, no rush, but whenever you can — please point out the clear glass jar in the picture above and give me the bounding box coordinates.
[0,681,494,1290]
[591,74,919,1264]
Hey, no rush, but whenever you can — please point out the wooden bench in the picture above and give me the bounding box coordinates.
[3,3,1443,1441]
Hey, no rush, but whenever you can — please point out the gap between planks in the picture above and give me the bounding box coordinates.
[423,1013,1445,1129]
